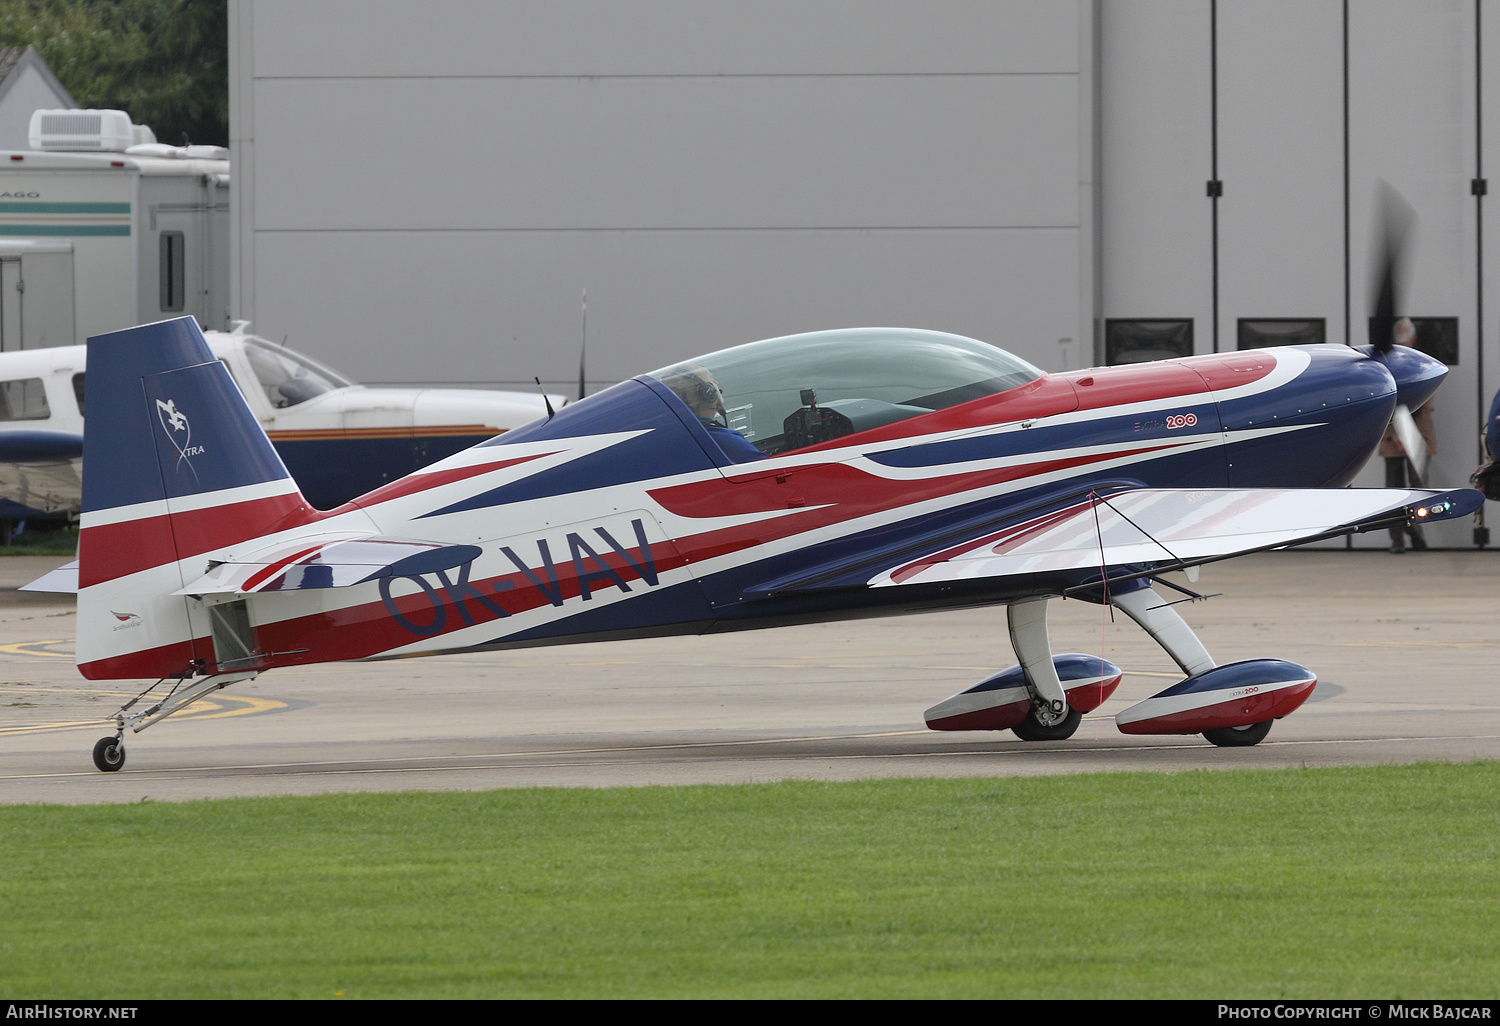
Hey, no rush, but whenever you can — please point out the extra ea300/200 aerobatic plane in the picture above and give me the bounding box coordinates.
[74,315,1479,771]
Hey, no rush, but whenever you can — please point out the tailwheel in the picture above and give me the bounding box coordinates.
[1011,702,1082,742]
[1202,720,1273,748]
[92,736,126,772]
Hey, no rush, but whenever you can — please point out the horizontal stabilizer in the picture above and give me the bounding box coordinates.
[176,534,482,595]
[21,559,78,594]
[870,486,1483,589]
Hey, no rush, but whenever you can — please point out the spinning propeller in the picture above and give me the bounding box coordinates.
[1365,182,1436,483]
[1366,180,1417,354]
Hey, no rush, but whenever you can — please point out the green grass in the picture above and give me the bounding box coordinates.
[2,765,1498,998]
[0,520,76,556]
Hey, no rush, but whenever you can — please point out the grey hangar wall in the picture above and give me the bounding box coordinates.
[230,0,1497,547]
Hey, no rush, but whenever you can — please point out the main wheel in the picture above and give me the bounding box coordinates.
[1202,720,1273,748]
[1011,704,1082,741]
[92,736,125,772]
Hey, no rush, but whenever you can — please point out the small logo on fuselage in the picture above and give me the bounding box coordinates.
[111,610,142,631]
[1133,412,1200,433]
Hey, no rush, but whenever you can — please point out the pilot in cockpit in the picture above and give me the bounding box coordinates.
[660,363,766,463]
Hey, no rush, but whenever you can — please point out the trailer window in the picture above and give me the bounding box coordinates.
[159,231,184,312]
[0,378,50,420]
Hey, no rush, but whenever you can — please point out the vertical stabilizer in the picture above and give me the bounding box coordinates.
[77,317,315,679]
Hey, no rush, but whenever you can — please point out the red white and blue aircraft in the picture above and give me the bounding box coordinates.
[74,315,1477,771]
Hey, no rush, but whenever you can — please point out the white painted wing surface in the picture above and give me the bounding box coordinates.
[869,488,1456,588]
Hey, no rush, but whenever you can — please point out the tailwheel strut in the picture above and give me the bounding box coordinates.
[89,670,260,772]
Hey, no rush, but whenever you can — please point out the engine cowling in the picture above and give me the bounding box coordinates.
[1114,658,1316,735]
[925,654,1122,731]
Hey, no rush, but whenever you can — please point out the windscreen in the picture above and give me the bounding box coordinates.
[243,339,354,408]
[648,328,1041,459]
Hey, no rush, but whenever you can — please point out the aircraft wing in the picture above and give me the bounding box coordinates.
[868,486,1482,589]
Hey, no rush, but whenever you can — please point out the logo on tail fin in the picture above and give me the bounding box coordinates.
[155,398,205,480]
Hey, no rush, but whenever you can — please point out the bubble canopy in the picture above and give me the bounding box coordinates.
[648,328,1043,459]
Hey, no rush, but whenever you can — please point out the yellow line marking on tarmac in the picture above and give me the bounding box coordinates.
[0,640,72,658]
[0,693,289,737]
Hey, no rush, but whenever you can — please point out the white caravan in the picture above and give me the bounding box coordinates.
[0,109,230,348]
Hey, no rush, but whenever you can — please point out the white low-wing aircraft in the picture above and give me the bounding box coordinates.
[0,322,559,516]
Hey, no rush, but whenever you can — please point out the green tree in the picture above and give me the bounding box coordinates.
[0,0,227,146]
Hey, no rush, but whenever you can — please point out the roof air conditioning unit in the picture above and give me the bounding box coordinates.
[28,109,136,152]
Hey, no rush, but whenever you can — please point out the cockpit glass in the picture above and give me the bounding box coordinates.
[243,339,354,408]
[648,328,1042,460]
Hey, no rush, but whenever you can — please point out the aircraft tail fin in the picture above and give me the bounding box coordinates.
[77,316,317,680]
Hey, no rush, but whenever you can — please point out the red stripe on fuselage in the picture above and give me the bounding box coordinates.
[77,637,200,681]
[653,442,1189,590]
[79,492,315,588]
[795,376,1081,452]
[1060,362,1216,411]
[1177,351,1276,393]
[653,442,1180,526]
[764,354,1252,459]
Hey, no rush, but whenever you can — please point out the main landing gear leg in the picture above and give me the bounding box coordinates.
[1007,597,1082,740]
[1109,586,1216,677]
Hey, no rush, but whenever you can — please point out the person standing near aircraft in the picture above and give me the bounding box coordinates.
[1485,385,1500,468]
[1472,385,1500,500]
[1378,319,1437,551]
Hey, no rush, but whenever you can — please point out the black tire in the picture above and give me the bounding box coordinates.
[92,736,125,772]
[1011,704,1083,742]
[1202,720,1273,748]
